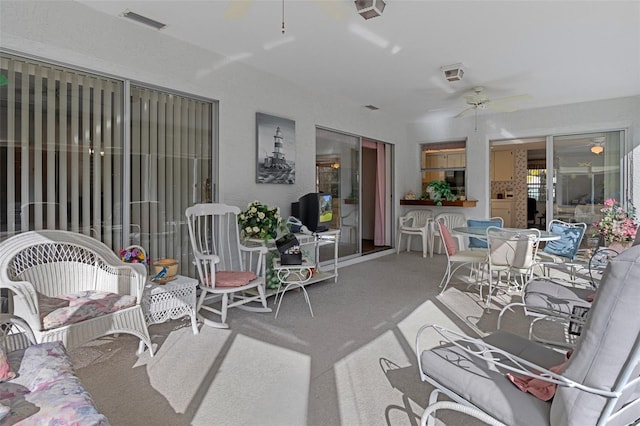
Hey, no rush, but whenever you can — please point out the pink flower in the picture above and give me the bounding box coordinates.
[604,198,616,208]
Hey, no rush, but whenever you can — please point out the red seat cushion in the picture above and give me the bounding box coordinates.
[214,271,258,287]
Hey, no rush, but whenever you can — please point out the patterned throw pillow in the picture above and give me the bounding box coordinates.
[0,347,15,382]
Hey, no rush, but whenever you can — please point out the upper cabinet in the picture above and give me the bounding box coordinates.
[422,151,466,169]
[491,149,514,181]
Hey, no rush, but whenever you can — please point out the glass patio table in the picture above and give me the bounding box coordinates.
[452,226,562,242]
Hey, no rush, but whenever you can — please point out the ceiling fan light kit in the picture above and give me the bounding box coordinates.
[355,0,386,20]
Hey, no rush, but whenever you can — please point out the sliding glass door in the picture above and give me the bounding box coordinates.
[550,130,626,236]
[316,128,360,259]
[1,53,216,279]
[0,54,125,247]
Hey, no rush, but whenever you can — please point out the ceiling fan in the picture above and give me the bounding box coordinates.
[454,86,531,119]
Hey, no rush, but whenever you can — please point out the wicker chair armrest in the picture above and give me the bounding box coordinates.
[415,323,618,399]
[0,280,39,317]
[110,261,148,301]
[0,314,37,352]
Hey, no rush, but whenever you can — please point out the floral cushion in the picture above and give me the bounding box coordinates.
[0,347,15,382]
[41,291,136,331]
[0,342,109,425]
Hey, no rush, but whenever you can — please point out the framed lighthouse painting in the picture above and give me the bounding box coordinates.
[256,112,296,184]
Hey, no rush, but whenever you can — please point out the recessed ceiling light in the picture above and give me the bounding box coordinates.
[122,10,166,30]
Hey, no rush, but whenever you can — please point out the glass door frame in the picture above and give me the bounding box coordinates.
[545,129,630,231]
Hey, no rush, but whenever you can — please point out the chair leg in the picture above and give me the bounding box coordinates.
[421,233,428,258]
[396,233,402,255]
[406,235,412,253]
[438,262,451,291]
[429,232,434,257]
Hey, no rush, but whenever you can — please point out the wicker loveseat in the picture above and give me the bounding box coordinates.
[0,230,153,355]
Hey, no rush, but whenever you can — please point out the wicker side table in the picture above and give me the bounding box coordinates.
[142,275,199,334]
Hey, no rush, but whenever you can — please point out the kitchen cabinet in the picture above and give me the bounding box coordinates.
[491,150,514,181]
[491,199,514,227]
[423,152,466,169]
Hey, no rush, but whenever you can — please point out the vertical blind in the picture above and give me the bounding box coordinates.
[1,54,214,279]
[0,55,124,249]
[130,86,212,276]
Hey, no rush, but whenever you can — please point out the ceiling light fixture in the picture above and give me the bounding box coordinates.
[440,63,465,82]
[591,137,605,155]
[355,0,386,20]
[122,10,166,30]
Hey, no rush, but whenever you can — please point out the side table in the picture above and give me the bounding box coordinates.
[141,274,199,334]
[273,259,314,319]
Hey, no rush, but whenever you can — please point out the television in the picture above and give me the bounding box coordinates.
[298,192,333,232]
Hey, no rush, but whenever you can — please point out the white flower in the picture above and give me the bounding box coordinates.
[258,212,265,219]
[245,226,252,233]
[250,207,257,213]
[252,226,260,233]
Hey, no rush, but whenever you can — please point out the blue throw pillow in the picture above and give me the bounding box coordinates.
[543,223,585,260]
[467,219,503,249]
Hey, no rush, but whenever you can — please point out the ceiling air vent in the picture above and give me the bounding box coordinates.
[122,10,166,30]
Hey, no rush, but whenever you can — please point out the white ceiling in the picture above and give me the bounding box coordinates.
[79,0,640,123]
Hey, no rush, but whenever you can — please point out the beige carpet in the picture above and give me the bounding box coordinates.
[70,251,567,426]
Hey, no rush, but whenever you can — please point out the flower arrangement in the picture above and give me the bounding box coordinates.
[238,200,282,240]
[119,245,150,265]
[592,198,638,244]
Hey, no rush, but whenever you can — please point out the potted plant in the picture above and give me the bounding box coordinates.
[422,180,458,206]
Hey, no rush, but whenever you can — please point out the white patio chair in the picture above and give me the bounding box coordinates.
[484,226,541,309]
[416,244,640,426]
[0,230,153,355]
[537,219,587,280]
[397,209,433,258]
[436,219,487,294]
[430,212,466,257]
[185,203,272,329]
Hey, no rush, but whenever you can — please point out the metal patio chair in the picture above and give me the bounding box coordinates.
[415,244,640,426]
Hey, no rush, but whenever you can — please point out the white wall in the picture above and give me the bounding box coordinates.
[0,0,405,218]
[405,96,640,218]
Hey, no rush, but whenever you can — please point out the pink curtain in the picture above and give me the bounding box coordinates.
[363,139,385,246]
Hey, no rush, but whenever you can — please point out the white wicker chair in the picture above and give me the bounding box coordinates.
[0,230,153,355]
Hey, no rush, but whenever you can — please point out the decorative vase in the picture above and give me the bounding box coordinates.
[606,240,633,254]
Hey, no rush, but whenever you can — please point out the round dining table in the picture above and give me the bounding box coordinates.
[452,226,562,241]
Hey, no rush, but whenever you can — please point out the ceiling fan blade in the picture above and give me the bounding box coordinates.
[487,103,518,113]
[454,107,476,118]
[224,0,253,19]
[313,0,349,20]
[491,94,532,104]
